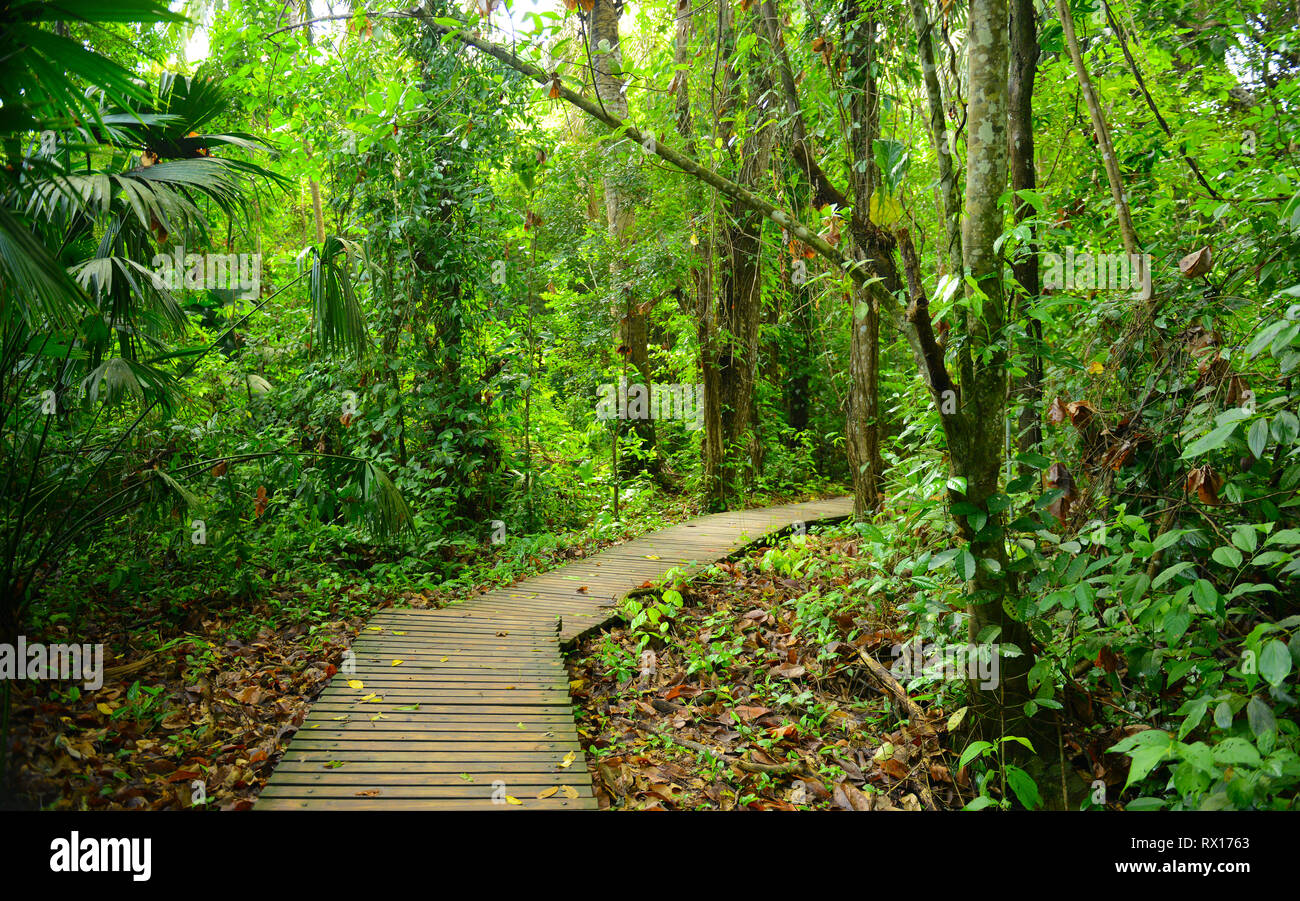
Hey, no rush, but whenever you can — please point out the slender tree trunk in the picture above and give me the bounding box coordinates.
[843,3,885,514]
[1009,0,1043,462]
[380,245,407,464]
[720,210,766,493]
[1054,0,1140,258]
[298,0,327,245]
[782,173,814,439]
[702,1,775,507]
[958,0,1036,733]
[761,0,892,514]
[786,279,812,436]
[906,0,962,276]
[667,0,728,508]
[671,0,723,507]
[1104,2,1220,201]
[586,0,656,472]
[308,180,325,244]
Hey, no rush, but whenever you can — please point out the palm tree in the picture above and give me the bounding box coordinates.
[0,0,400,648]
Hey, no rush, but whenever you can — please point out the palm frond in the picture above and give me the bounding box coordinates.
[0,206,89,328]
[0,19,156,132]
[309,236,370,359]
[361,461,414,539]
[22,0,187,26]
[151,468,200,510]
[70,253,185,331]
[81,356,178,410]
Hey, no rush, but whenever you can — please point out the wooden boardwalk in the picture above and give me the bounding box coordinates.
[256,496,853,809]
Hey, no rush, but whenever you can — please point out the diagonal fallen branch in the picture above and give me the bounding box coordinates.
[854,647,940,810]
[398,8,956,403]
[855,647,927,723]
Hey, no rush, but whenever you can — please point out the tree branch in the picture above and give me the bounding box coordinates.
[1103,1,1222,201]
[896,227,956,405]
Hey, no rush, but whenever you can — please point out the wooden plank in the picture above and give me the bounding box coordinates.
[283,739,582,752]
[305,702,574,714]
[295,722,582,736]
[255,797,596,810]
[349,637,561,648]
[298,721,582,735]
[263,772,590,786]
[278,749,581,762]
[300,715,579,729]
[259,784,594,800]
[271,761,589,774]
[316,693,571,706]
[315,692,571,705]
[324,664,564,675]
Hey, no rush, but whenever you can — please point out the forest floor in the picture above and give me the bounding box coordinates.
[568,527,1130,811]
[5,492,1129,812]
[568,529,960,810]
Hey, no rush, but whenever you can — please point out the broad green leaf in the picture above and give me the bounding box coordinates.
[1211,737,1261,768]
[1246,697,1276,740]
[1181,421,1238,458]
[1266,529,1300,547]
[1004,764,1041,810]
[958,740,994,769]
[958,547,976,581]
[1247,418,1269,458]
[1231,526,1258,553]
[1259,639,1292,687]
[1191,579,1219,614]
[1152,561,1194,589]
[1212,546,1242,568]
[1273,410,1299,446]
[1164,603,1192,644]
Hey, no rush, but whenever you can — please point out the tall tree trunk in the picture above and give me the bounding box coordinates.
[298,0,327,245]
[700,2,776,508]
[586,0,656,472]
[667,0,728,509]
[843,2,885,514]
[782,170,814,439]
[1009,0,1043,462]
[718,207,766,499]
[380,245,408,465]
[957,0,1036,732]
[786,278,813,436]
[760,0,892,515]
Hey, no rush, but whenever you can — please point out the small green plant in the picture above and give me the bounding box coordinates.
[958,734,1041,810]
[759,535,813,578]
[597,635,637,684]
[622,573,688,649]
[113,681,170,728]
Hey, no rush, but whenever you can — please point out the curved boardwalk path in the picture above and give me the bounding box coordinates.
[256,496,853,810]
